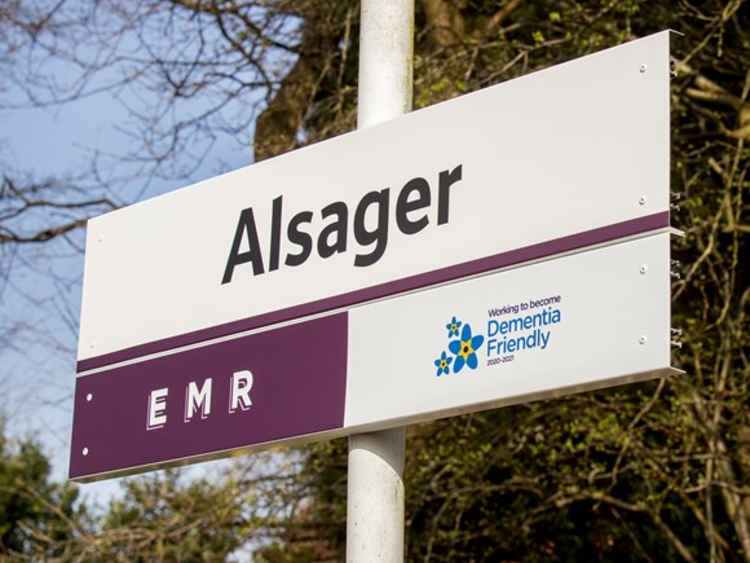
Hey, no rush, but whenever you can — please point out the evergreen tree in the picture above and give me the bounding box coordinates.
[0,422,85,558]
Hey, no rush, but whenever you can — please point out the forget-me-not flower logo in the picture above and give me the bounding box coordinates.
[433,316,484,376]
[446,316,462,337]
[449,324,484,373]
[434,351,452,376]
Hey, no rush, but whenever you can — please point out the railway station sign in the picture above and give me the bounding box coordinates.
[71,32,678,481]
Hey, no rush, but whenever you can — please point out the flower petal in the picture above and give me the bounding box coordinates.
[454,356,465,373]
[467,353,478,369]
[471,335,484,349]
[461,324,472,340]
[448,340,461,354]
[434,359,441,367]
[446,356,453,365]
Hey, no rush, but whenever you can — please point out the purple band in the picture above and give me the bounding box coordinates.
[77,212,668,373]
[70,313,348,480]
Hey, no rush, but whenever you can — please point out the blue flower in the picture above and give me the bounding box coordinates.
[446,316,462,337]
[433,351,453,376]
[448,323,484,373]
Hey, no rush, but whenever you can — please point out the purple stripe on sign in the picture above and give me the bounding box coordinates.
[77,211,669,373]
[70,313,348,480]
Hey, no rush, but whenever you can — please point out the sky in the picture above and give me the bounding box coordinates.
[1,66,257,506]
[0,3,301,524]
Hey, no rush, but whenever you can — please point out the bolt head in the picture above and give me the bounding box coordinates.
[86,393,93,402]
[639,336,647,345]
[640,265,648,274]
[638,195,647,205]
[640,64,647,74]
[82,447,89,456]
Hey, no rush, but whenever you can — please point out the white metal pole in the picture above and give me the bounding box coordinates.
[347,1,413,562]
[356,0,414,128]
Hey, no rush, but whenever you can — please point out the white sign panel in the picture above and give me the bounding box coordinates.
[346,231,676,429]
[77,32,670,373]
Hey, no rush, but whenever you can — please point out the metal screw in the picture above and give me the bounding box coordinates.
[82,447,89,456]
[640,264,648,275]
[86,393,93,402]
[639,195,647,205]
[640,63,647,74]
[639,336,647,345]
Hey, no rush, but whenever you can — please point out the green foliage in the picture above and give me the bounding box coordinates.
[96,471,247,562]
[0,422,84,558]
